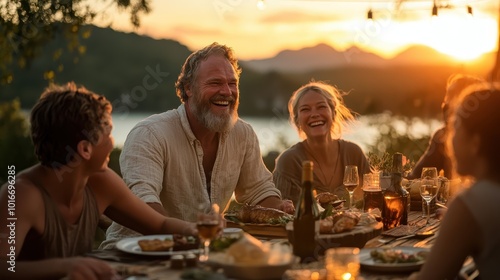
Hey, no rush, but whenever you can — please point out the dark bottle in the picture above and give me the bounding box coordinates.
[382,153,409,230]
[293,160,320,263]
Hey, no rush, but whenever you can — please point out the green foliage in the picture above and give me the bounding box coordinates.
[367,151,415,176]
[366,152,393,174]
[0,99,37,184]
[366,113,431,175]
[1,25,190,112]
[0,0,151,84]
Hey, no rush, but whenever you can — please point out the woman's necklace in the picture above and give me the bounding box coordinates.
[304,140,340,188]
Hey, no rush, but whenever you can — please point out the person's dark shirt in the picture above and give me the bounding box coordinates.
[408,127,453,179]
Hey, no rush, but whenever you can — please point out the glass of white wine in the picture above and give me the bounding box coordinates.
[420,167,439,223]
[343,165,359,209]
[197,203,220,262]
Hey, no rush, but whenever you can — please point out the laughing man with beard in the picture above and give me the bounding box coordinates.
[101,42,294,249]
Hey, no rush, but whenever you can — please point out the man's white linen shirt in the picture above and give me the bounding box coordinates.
[101,104,281,248]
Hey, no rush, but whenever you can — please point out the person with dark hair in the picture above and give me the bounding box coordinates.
[273,81,371,207]
[408,74,484,179]
[0,82,196,280]
[101,42,294,249]
[410,84,500,280]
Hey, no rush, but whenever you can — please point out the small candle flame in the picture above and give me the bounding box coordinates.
[342,272,352,280]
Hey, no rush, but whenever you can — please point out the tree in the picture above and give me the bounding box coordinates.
[0,0,151,84]
[0,99,38,185]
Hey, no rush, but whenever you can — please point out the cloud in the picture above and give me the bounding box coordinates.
[259,9,348,24]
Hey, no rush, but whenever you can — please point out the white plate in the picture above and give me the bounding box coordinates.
[359,247,429,273]
[116,235,200,256]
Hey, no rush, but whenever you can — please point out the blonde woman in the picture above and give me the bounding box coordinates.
[273,81,370,207]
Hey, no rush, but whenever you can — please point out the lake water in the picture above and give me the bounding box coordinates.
[112,112,442,155]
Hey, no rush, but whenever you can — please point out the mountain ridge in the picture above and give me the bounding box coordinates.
[242,42,493,73]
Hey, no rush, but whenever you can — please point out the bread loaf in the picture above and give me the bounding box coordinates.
[331,212,360,233]
[318,211,360,234]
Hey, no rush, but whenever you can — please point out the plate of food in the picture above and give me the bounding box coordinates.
[116,234,200,256]
[224,204,294,237]
[359,247,430,273]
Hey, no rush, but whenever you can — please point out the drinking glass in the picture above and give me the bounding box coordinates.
[343,165,359,209]
[420,167,439,223]
[436,177,450,205]
[362,173,384,213]
[197,203,220,262]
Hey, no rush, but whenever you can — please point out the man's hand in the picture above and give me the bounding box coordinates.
[258,197,295,215]
[279,199,295,214]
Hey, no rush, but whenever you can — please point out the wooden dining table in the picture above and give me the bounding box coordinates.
[88,210,475,280]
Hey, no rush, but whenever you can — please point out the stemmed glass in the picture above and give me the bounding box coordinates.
[197,203,221,262]
[420,167,440,223]
[343,165,359,209]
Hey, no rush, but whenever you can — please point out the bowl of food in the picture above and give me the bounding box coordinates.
[218,261,293,280]
[209,233,295,280]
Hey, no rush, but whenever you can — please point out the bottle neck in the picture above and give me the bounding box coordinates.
[389,172,406,195]
[392,153,403,173]
[297,160,319,217]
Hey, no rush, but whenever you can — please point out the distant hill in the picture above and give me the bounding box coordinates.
[1,25,192,112]
[0,25,494,118]
[390,45,455,65]
[242,43,387,73]
[242,43,494,74]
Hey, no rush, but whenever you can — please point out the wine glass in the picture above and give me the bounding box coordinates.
[420,167,440,223]
[343,165,359,209]
[197,203,221,262]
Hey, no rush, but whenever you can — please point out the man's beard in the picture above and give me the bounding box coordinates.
[189,90,239,133]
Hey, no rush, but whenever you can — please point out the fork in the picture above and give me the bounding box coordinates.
[378,234,416,246]
[378,222,440,246]
[414,234,438,248]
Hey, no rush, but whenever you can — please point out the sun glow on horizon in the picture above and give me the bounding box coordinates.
[330,9,498,62]
[98,1,498,62]
[425,13,497,61]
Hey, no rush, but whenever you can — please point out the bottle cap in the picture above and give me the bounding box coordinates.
[302,160,313,169]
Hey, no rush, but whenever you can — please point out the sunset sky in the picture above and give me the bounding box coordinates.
[96,0,499,61]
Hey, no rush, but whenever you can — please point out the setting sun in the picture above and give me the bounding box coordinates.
[425,13,497,61]
[335,8,498,62]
